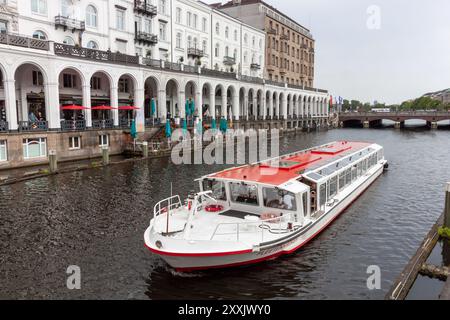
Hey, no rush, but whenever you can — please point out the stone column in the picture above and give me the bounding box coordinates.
[179,90,186,119]
[110,86,119,127]
[4,79,18,130]
[261,95,267,119]
[209,90,216,119]
[221,92,227,119]
[196,90,203,120]
[299,97,304,118]
[244,93,249,120]
[232,92,239,121]
[82,84,92,127]
[275,94,280,119]
[45,82,61,130]
[135,88,145,133]
[158,89,166,123]
[267,94,273,119]
[252,96,257,118]
[281,94,287,120]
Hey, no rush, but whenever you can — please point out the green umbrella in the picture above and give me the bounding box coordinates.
[151,98,156,116]
[165,121,172,138]
[190,99,195,115]
[220,118,227,133]
[130,119,138,139]
[196,119,203,135]
[182,118,187,136]
[185,100,191,117]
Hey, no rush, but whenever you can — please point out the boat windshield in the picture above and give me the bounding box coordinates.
[263,187,297,211]
[202,179,227,201]
[229,182,259,206]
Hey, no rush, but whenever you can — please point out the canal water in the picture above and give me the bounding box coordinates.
[1,126,449,300]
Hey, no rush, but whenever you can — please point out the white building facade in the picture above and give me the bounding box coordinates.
[0,0,329,168]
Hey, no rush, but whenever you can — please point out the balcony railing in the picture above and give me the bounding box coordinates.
[187,47,204,58]
[163,62,182,71]
[266,80,285,87]
[280,34,289,40]
[201,68,237,80]
[239,74,264,84]
[134,0,157,16]
[0,120,8,132]
[0,33,50,51]
[145,118,161,127]
[223,56,236,65]
[61,120,86,131]
[135,31,158,45]
[250,63,261,70]
[267,28,277,35]
[142,57,162,68]
[55,15,85,31]
[92,119,114,130]
[54,43,140,65]
[18,121,48,132]
[301,44,308,49]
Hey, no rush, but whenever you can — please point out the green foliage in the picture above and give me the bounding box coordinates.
[438,227,450,239]
[399,96,444,111]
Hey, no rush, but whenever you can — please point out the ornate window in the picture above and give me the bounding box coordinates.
[86,5,98,28]
[86,40,98,49]
[32,30,47,40]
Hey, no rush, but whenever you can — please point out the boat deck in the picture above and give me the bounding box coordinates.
[153,208,299,245]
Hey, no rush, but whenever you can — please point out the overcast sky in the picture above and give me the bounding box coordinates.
[208,0,450,104]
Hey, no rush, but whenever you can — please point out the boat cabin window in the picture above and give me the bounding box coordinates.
[319,183,327,208]
[263,187,297,211]
[229,182,259,206]
[338,172,345,191]
[329,175,337,199]
[202,179,227,201]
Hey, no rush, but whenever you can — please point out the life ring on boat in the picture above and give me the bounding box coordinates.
[160,207,168,214]
[205,205,224,213]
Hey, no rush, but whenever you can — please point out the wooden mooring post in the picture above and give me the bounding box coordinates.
[48,150,58,173]
[445,183,450,229]
[386,182,450,300]
[102,146,110,166]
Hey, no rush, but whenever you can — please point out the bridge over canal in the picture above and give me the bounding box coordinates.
[339,111,450,129]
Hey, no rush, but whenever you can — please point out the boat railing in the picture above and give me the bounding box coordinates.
[153,195,182,220]
[210,213,295,242]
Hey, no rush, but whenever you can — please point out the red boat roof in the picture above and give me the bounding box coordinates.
[210,141,372,186]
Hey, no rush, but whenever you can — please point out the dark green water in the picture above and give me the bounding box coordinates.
[1,127,449,299]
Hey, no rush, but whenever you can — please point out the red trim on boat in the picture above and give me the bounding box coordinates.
[145,245,253,257]
[162,168,382,272]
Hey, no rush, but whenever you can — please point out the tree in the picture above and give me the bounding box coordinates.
[342,99,351,111]
[350,100,361,110]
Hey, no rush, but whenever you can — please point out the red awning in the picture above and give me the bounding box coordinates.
[118,106,140,110]
[61,105,89,110]
[91,106,117,110]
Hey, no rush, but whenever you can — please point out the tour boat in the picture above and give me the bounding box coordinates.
[144,141,388,272]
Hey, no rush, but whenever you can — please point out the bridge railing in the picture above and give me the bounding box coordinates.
[339,111,450,117]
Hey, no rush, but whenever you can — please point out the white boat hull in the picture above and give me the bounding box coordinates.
[144,164,384,271]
